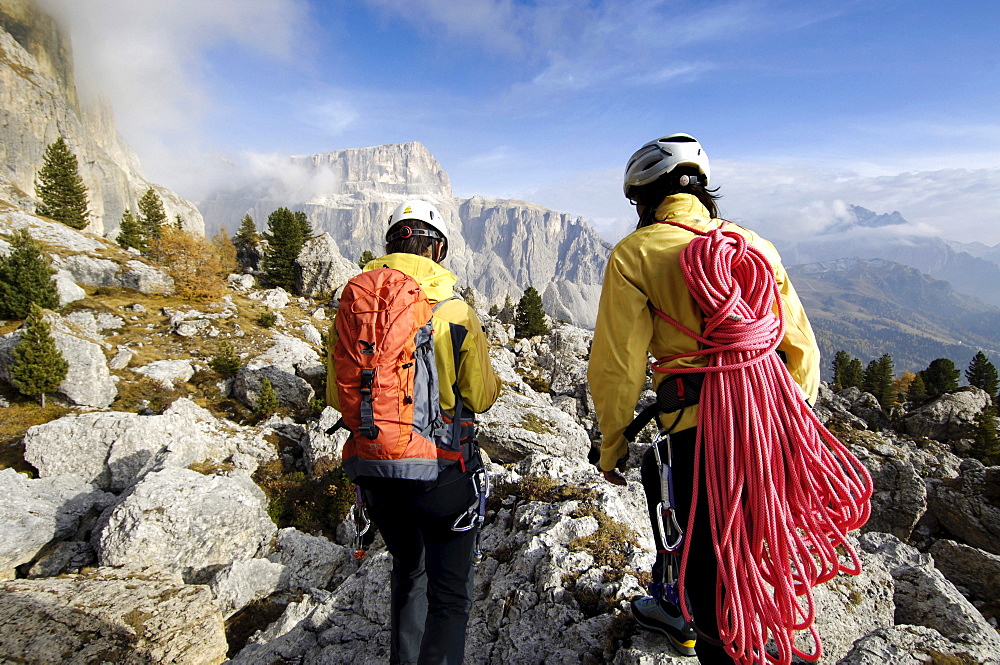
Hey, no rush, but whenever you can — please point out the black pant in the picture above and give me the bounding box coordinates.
[640,428,734,664]
[363,472,478,665]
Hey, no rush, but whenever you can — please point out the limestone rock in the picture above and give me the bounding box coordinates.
[476,387,592,464]
[234,364,316,413]
[249,332,321,374]
[295,232,360,297]
[928,538,1000,606]
[23,398,276,491]
[0,469,112,577]
[210,558,285,618]
[927,459,1000,555]
[54,269,85,306]
[900,387,991,441]
[132,358,195,387]
[93,468,276,583]
[300,322,324,347]
[26,540,95,578]
[0,567,227,665]
[859,532,1000,650]
[250,287,291,309]
[120,259,174,294]
[302,406,346,474]
[268,527,359,592]
[52,253,120,286]
[108,345,135,370]
[840,625,1000,665]
[199,143,610,327]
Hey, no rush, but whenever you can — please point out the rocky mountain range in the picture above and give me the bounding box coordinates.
[789,257,1000,376]
[199,142,611,327]
[775,205,1000,308]
[0,0,204,237]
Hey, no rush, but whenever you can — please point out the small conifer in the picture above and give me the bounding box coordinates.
[254,377,280,417]
[234,214,259,245]
[137,188,167,255]
[862,353,895,408]
[515,286,549,339]
[920,358,960,399]
[966,351,998,401]
[34,137,89,229]
[969,405,1000,466]
[357,250,377,269]
[907,373,928,403]
[262,207,308,292]
[116,210,146,252]
[209,342,242,377]
[0,229,59,319]
[831,350,852,391]
[10,303,69,406]
[842,358,864,390]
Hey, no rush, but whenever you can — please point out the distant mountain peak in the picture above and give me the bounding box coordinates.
[846,205,909,228]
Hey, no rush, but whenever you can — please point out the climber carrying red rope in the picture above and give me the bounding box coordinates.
[588,134,872,664]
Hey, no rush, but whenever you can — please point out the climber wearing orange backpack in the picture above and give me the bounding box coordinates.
[588,135,871,664]
[327,199,501,665]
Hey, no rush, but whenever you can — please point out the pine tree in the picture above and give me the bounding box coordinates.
[966,351,999,401]
[920,358,960,399]
[0,229,59,319]
[10,303,68,406]
[233,214,262,273]
[862,353,895,408]
[832,350,853,391]
[294,210,313,241]
[357,250,377,269]
[498,293,516,324]
[234,214,259,245]
[255,377,280,417]
[116,210,146,252]
[34,137,89,230]
[969,404,1000,466]
[842,358,864,390]
[209,342,242,377]
[137,188,167,255]
[907,373,928,403]
[515,286,548,338]
[174,214,184,230]
[262,207,308,292]
[488,304,500,317]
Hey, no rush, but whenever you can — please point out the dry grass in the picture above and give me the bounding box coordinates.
[569,504,641,570]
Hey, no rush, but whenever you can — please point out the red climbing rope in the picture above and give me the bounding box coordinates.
[651,223,872,665]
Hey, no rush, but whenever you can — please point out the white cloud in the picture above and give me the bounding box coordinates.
[296,96,359,137]
[519,160,1000,247]
[36,0,312,177]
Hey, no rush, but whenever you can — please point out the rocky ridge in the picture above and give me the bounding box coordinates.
[0,208,998,663]
[198,142,611,327]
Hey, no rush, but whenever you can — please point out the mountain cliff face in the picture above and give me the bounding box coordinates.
[0,0,203,236]
[199,142,612,327]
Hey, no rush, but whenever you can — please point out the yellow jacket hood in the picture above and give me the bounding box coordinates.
[364,253,457,303]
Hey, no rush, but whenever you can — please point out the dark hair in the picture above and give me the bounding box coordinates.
[629,166,721,229]
[385,220,448,261]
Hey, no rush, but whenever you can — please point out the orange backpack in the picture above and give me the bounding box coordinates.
[332,267,473,482]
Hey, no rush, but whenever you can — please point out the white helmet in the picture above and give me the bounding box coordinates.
[623,133,710,197]
[387,199,449,243]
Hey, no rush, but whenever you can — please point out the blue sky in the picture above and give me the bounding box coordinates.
[41,0,1000,243]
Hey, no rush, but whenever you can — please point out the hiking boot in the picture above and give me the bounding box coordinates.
[630,595,697,657]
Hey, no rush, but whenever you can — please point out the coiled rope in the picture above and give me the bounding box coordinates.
[651,222,872,664]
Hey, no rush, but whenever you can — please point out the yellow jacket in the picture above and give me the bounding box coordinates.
[326,252,501,415]
[588,194,820,472]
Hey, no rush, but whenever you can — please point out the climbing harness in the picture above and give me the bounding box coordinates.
[644,220,872,664]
